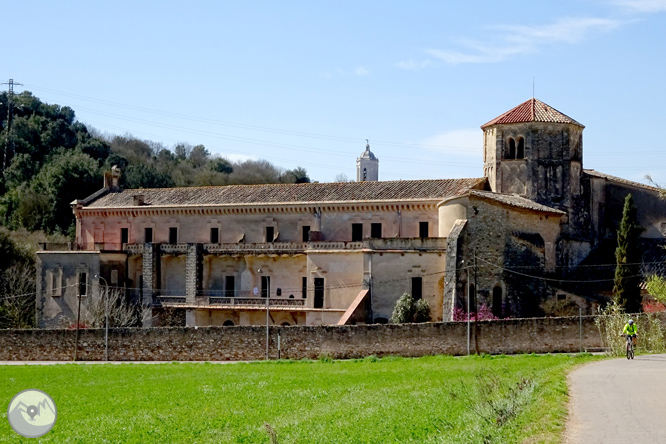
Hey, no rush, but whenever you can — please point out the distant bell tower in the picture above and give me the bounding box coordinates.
[357,139,379,182]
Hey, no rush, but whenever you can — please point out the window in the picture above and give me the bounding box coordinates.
[352,223,363,242]
[223,320,235,326]
[469,284,476,312]
[314,277,324,308]
[411,277,423,300]
[261,276,271,298]
[120,228,129,245]
[371,223,382,239]
[169,227,178,244]
[51,266,62,297]
[144,227,153,243]
[225,276,235,297]
[302,225,311,242]
[492,286,503,318]
[516,137,525,159]
[302,277,307,299]
[363,168,367,181]
[419,222,429,238]
[507,138,516,159]
[78,272,87,297]
[210,227,219,244]
[111,270,119,286]
[266,226,274,243]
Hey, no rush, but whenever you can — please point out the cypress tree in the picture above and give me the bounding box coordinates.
[612,194,644,313]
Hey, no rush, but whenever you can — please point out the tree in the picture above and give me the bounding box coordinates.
[612,194,644,313]
[390,293,430,323]
[0,263,36,329]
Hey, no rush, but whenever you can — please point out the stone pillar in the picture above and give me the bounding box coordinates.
[142,243,161,327]
[185,244,202,304]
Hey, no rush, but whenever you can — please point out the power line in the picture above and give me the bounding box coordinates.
[1,79,23,173]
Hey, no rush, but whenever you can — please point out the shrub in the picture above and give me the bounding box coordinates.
[390,293,430,323]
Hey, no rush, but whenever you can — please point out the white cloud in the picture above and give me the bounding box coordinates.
[613,0,666,12]
[354,66,370,76]
[421,128,482,156]
[427,17,623,65]
[396,59,432,70]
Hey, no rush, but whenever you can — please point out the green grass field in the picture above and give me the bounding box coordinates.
[0,354,599,443]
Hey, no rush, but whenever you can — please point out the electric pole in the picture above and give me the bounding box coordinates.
[1,79,23,174]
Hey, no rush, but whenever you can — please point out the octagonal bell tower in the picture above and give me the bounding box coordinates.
[357,140,379,182]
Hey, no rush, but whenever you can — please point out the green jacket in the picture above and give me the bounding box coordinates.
[623,323,638,335]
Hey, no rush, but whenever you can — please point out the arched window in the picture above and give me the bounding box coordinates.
[223,320,235,326]
[492,286,503,318]
[281,322,291,326]
[516,137,525,159]
[507,138,516,159]
[363,168,367,181]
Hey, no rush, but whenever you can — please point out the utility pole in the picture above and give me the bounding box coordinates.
[1,79,23,174]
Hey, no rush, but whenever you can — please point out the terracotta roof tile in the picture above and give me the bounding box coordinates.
[469,190,566,215]
[85,178,488,208]
[481,98,584,129]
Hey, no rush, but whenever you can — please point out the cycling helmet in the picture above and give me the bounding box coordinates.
[628,319,634,325]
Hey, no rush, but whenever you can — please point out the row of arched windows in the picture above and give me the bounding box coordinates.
[505,137,525,159]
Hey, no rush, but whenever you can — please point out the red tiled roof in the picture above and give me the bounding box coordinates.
[85,178,488,208]
[481,98,584,129]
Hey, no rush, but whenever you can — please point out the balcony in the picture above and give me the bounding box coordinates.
[157,296,306,308]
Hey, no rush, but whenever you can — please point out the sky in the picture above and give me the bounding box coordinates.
[3,0,666,184]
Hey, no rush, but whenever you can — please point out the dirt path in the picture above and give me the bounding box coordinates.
[565,353,666,443]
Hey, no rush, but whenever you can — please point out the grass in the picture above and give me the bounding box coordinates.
[0,354,600,443]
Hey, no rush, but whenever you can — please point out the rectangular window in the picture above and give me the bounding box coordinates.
[266,226,274,243]
[314,277,324,308]
[52,266,62,297]
[210,227,219,244]
[225,276,235,297]
[169,227,178,244]
[302,277,307,299]
[371,223,382,239]
[411,277,423,301]
[144,227,153,243]
[261,276,271,298]
[419,221,429,238]
[78,272,87,296]
[302,225,311,242]
[120,228,129,245]
[111,270,119,286]
[351,223,363,242]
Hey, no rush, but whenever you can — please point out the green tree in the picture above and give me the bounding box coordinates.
[123,164,175,189]
[612,194,644,313]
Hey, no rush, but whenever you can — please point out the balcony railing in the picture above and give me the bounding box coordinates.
[157,296,306,307]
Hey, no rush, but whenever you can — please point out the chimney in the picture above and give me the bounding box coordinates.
[103,166,122,191]
[133,194,145,206]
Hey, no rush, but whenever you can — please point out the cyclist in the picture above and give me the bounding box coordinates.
[622,319,638,350]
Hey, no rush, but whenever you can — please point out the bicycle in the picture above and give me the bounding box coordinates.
[625,334,635,360]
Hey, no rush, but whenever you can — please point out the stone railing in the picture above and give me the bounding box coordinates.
[204,242,307,254]
[157,296,307,307]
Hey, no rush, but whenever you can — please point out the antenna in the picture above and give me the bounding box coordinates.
[532,77,535,99]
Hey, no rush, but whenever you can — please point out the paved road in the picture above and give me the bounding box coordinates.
[566,354,666,443]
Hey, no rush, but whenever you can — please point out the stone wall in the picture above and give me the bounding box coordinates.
[0,316,602,361]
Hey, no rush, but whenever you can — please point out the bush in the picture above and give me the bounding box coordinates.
[390,293,430,323]
[595,302,666,356]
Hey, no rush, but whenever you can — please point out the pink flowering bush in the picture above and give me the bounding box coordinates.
[452,304,500,321]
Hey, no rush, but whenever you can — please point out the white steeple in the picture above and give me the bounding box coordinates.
[356,139,379,182]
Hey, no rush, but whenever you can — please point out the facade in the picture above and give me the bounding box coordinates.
[36,99,666,328]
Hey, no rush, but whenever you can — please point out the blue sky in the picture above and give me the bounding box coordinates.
[3,0,666,183]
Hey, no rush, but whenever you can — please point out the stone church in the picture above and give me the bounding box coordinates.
[36,98,666,328]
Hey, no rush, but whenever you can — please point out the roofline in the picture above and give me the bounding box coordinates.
[438,191,566,215]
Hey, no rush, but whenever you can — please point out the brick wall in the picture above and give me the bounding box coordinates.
[0,316,603,361]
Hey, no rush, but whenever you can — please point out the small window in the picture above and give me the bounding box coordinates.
[225,276,235,297]
[363,168,367,181]
[419,222,429,238]
[223,320,235,326]
[314,277,324,308]
[371,223,382,239]
[469,284,476,312]
[492,286,502,318]
[412,277,423,300]
[507,138,516,159]
[120,228,129,245]
[516,137,525,159]
[351,223,363,242]
[78,272,87,296]
[210,227,219,244]
[276,288,282,296]
[266,226,274,243]
[144,227,153,243]
[302,225,311,242]
[261,276,271,298]
[302,277,307,298]
[169,227,178,244]
[281,322,291,326]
